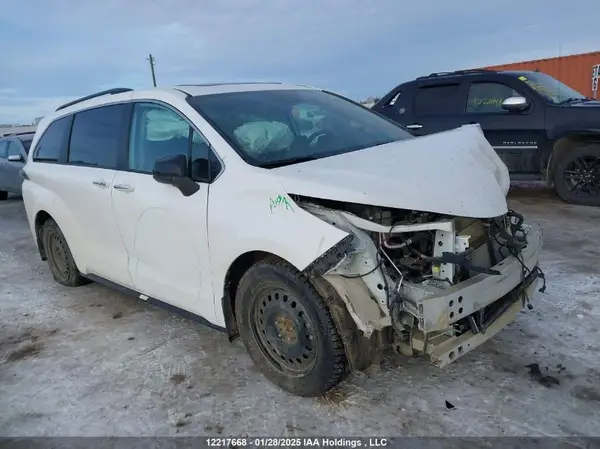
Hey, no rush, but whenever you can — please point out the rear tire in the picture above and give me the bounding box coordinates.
[554,144,600,206]
[235,256,348,397]
[41,219,90,287]
[0,190,7,201]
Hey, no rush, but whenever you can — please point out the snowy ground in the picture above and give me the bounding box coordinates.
[0,186,599,437]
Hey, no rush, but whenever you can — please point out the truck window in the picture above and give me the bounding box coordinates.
[414,84,461,116]
[466,82,519,113]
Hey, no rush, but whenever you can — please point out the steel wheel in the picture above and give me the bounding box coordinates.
[235,256,347,396]
[41,219,90,287]
[250,287,318,377]
[47,231,71,281]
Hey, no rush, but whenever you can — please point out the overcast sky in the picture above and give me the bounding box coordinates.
[1,0,598,124]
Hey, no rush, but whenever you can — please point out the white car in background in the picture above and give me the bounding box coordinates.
[21,83,545,396]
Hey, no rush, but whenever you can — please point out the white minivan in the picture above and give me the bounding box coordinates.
[21,83,545,396]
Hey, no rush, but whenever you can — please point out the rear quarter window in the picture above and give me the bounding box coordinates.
[33,116,73,162]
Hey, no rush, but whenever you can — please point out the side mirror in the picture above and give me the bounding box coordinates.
[7,154,23,162]
[501,96,529,112]
[152,154,200,197]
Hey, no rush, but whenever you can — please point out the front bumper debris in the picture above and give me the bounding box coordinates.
[399,223,544,367]
[298,198,545,370]
[410,271,540,367]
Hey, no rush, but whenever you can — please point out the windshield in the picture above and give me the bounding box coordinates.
[18,136,33,153]
[188,89,413,167]
[513,72,587,104]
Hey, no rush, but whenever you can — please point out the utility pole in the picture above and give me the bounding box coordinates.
[147,54,157,87]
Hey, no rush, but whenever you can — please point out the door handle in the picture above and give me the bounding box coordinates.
[92,180,109,188]
[405,124,423,130]
[113,183,135,193]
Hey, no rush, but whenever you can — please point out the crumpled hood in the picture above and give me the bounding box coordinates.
[271,124,510,218]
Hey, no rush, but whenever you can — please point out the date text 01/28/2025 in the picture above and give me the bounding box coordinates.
[205,438,389,447]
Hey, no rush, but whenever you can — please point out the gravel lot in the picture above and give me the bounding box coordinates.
[1,187,599,437]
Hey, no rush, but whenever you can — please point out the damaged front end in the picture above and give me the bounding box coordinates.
[298,196,545,369]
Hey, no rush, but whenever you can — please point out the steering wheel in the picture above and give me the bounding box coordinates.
[306,130,333,146]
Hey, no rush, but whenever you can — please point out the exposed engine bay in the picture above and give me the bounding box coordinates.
[296,194,546,368]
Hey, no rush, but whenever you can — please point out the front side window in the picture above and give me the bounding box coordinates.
[129,103,220,182]
[190,130,222,182]
[68,104,129,168]
[0,141,7,158]
[512,72,586,104]
[414,84,461,116]
[129,103,190,173]
[33,116,72,162]
[466,83,520,113]
[188,89,412,168]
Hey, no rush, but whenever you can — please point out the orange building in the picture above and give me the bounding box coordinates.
[478,51,600,99]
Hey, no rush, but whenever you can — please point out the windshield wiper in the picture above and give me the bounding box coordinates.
[259,156,319,169]
[557,97,590,105]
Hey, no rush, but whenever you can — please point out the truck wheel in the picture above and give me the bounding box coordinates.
[235,256,347,396]
[0,190,7,201]
[554,144,600,206]
[41,219,90,287]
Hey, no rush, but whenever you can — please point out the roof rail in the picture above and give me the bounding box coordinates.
[55,88,133,112]
[417,69,493,80]
[2,131,35,137]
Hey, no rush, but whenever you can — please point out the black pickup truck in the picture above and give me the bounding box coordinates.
[372,69,600,206]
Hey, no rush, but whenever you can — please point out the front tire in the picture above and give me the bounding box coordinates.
[235,257,348,396]
[553,144,600,206]
[0,190,7,201]
[41,219,90,287]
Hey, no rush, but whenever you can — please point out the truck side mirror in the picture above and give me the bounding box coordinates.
[501,96,530,112]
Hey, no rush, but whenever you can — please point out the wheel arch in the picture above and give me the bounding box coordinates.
[545,131,600,186]
[218,233,353,342]
[219,249,386,373]
[220,250,282,341]
[33,209,55,260]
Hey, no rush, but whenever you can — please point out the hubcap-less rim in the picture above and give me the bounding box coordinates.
[48,232,70,280]
[563,155,600,198]
[250,288,317,377]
